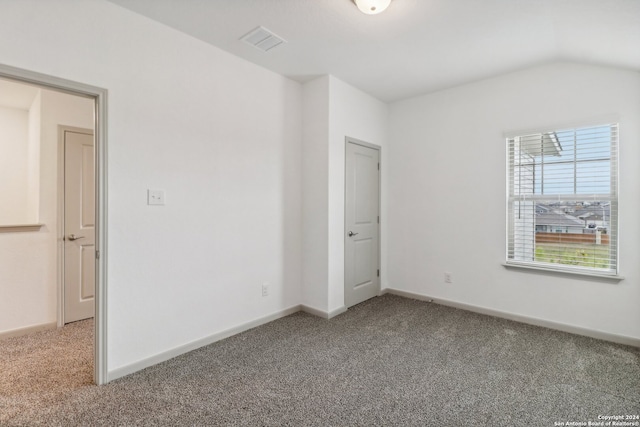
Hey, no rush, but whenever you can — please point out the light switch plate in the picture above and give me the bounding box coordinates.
[147,189,165,206]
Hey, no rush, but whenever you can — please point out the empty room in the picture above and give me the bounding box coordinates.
[0,0,638,425]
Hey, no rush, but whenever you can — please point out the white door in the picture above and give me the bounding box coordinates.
[64,129,95,323]
[345,140,380,308]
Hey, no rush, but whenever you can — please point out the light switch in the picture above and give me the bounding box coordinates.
[147,189,165,206]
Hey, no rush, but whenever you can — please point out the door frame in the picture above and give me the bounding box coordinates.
[344,136,382,307]
[0,63,108,385]
[58,125,95,325]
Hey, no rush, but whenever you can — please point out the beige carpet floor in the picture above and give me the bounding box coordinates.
[0,319,93,424]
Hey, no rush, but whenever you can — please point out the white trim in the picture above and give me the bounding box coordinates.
[382,288,640,348]
[345,136,380,151]
[503,262,624,282]
[328,306,348,319]
[95,79,108,386]
[108,305,301,382]
[0,322,57,340]
[56,126,65,328]
[301,304,348,319]
[301,304,329,318]
[0,63,109,385]
[57,126,95,328]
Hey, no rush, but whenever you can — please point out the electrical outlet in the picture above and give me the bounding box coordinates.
[444,272,452,283]
[262,282,269,297]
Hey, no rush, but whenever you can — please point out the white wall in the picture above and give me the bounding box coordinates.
[27,91,41,223]
[301,76,330,311]
[326,76,389,312]
[2,0,635,383]
[0,89,93,336]
[0,106,29,224]
[388,62,640,340]
[0,0,302,373]
[301,75,389,314]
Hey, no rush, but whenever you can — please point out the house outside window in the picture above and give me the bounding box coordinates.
[507,124,618,275]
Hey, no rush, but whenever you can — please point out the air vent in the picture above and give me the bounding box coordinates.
[240,26,286,52]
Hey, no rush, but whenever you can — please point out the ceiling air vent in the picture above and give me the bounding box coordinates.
[240,26,286,52]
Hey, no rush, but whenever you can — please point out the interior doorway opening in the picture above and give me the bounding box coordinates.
[0,64,107,385]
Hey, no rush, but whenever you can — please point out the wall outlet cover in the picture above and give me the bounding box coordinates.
[148,189,165,206]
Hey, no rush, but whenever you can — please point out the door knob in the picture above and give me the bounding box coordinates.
[68,234,85,241]
[348,231,359,237]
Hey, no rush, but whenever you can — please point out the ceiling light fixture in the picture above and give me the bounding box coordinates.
[353,0,391,15]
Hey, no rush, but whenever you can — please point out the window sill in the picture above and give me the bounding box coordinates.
[0,224,44,233]
[503,262,624,282]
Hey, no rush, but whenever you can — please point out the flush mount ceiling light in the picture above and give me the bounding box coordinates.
[353,0,392,15]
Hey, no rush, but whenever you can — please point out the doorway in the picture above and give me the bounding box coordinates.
[0,64,107,384]
[344,137,381,308]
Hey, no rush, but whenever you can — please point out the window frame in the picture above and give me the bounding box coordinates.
[505,123,621,279]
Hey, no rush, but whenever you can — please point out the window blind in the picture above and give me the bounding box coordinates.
[507,124,618,274]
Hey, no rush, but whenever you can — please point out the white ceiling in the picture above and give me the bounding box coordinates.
[107,0,640,102]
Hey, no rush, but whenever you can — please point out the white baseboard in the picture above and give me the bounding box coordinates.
[328,306,347,319]
[109,287,639,383]
[107,305,302,382]
[301,304,347,319]
[301,304,328,318]
[0,322,57,340]
[383,288,640,348]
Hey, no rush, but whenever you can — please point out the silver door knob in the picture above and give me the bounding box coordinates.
[68,234,85,241]
[348,231,358,237]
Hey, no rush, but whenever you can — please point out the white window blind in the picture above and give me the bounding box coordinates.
[507,124,618,275]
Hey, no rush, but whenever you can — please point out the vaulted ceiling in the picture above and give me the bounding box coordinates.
[107,0,640,102]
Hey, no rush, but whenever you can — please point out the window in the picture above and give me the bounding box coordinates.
[507,124,618,275]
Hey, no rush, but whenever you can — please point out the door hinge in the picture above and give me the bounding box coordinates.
[377,269,380,277]
[95,250,100,260]
[377,215,380,224]
[378,162,380,170]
